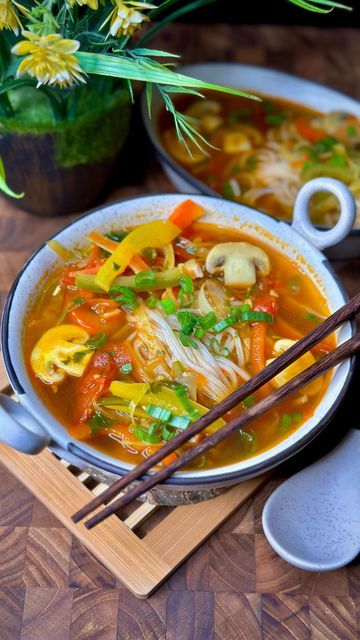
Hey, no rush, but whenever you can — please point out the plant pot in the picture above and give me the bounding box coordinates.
[0,85,131,216]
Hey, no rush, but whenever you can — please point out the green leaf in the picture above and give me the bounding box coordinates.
[0,157,24,199]
[287,0,351,12]
[146,81,153,118]
[131,48,180,58]
[76,52,260,102]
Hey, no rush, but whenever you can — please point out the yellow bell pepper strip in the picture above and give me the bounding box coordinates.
[94,220,181,291]
[76,267,185,293]
[87,231,148,273]
[30,325,93,385]
[108,382,225,432]
[267,339,322,396]
[47,239,74,261]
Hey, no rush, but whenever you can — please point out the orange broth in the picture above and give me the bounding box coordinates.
[24,220,333,471]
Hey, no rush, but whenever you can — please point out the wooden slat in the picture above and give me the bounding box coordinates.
[144,474,270,566]
[124,502,158,531]
[0,443,170,597]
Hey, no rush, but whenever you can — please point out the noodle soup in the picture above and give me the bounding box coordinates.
[24,200,333,471]
[160,93,360,228]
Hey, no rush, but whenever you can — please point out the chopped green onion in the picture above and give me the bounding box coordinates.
[134,270,156,287]
[228,108,251,124]
[160,298,177,315]
[238,303,251,312]
[231,163,241,174]
[233,309,274,324]
[134,425,162,444]
[87,411,114,435]
[177,311,198,335]
[179,275,193,294]
[178,290,194,308]
[179,333,198,349]
[313,136,337,154]
[209,337,230,357]
[239,428,258,454]
[73,349,92,362]
[170,414,191,429]
[86,332,108,350]
[147,294,159,309]
[109,285,139,312]
[161,424,176,441]
[304,313,320,323]
[213,315,237,333]
[148,422,162,436]
[120,363,133,374]
[71,296,86,308]
[175,385,201,422]
[146,404,172,423]
[243,395,255,408]
[280,414,292,430]
[142,247,157,260]
[329,155,346,167]
[265,113,285,125]
[194,327,205,339]
[292,411,302,423]
[198,311,217,330]
[347,125,356,137]
[222,180,236,201]
[112,262,120,271]
[105,230,127,242]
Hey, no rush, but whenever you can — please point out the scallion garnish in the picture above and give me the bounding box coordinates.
[87,411,114,435]
[161,424,176,441]
[73,349,92,362]
[175,385,201,422]
[160,298,177,315]
[178,290,194,308]
[179,333,198,349]
[109,285,139,312]
[134,425,162,444]
[292,411,302,423]
[213,310,274,333]
[134,270,156,287]
[86,332,108,350]
[209,337,230,357]
[347,125,356,137]
[146,404,172,423]
[304,312,320,323]
[147,294,159,309]
[243,395,255,408]
[239,428,258,454]
[179,275,193,294]
[213,315,237,333]
[194,327,205,339]
[106,231,127,242]
[177,310,198,335]
[198,311,217,330]
[112,262,120,271]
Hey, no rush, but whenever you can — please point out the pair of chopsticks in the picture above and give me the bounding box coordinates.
[73,292,360,530]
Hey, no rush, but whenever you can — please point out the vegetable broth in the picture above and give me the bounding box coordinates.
[24,204,333,471]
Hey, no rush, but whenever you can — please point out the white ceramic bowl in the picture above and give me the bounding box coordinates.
[141,63,360,258]
[0,185,356,489]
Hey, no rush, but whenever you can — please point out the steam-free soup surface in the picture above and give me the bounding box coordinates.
[24,201,333,471]
[159,92,360,227]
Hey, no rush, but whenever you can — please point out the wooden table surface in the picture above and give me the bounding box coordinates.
[1,23,360,640]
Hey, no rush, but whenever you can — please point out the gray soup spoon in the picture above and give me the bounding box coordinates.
[262,428,360,571]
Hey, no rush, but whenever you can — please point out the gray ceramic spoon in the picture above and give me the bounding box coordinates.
[262,428,360,571]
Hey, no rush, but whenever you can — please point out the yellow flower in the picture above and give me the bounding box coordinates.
[12,32,86,88]
[0,0,22,34]
[67,0,98,9]
[104,1,155,38]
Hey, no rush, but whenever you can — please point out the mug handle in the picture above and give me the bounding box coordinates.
[291,177,356,250]
[0,394,50,454]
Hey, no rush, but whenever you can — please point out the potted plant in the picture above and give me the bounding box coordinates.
[0,0,350,215]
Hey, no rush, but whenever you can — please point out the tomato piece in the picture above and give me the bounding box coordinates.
[75,352,117,422]
[69,299,124,335]
[254,294,279,315]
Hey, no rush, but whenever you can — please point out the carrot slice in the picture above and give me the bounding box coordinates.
[294,117,326,143]
[129,254,149,274]
[168,199,205,230]
[250,322,267,374]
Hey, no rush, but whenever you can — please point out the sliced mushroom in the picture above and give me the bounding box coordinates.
[205,242,270,288]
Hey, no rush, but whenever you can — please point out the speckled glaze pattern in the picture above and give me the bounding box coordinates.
[0,191,355,488]
[263,429,360,571]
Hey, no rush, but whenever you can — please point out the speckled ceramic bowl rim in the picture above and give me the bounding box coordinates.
[141,62,360,237]
[1,193,355,485]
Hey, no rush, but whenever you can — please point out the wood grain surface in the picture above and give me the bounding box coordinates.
[1,23,360,640]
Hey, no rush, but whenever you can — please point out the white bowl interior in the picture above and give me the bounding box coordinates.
[5,194,352,480]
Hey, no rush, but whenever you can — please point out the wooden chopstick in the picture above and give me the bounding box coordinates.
[72,292,360,526]
[83,331,360,529]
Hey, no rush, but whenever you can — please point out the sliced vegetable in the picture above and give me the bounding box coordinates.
[47,239,74,261]
[168,199,205,230]
[250,322,267,374]
[95,219,181,291]
[295,117,326,142]
[30,325,93,384]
